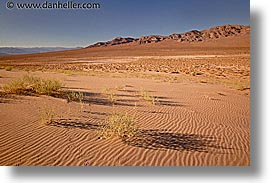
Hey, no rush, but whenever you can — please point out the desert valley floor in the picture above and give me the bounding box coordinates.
[0,33,250,166]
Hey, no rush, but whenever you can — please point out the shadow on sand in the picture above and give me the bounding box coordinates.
[52,90,139,107]
[49,119,230,153]
[122,129,231,153]
[49,119,100,131]
[52,89,183,107]
[0,92,21,103]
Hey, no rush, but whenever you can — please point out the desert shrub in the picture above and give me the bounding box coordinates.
[66,90,85,112]
[5,66,12,71]
[2,75,62,96]
[98,113,139,139]
[102,87,117,105]
[140,89,160,105]
[40,106,56,125]
[2,79,26,94]
[67,91,84,103]
[235,83,250,91]
[0,91,4,97]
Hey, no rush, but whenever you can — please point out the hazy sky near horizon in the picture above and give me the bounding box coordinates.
[0,0,250,47]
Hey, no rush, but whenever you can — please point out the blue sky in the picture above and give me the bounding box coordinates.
[0,0,250,47]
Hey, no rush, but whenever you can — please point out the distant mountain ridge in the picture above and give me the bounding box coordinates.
[87,24,250,48]
[0,47,80,56]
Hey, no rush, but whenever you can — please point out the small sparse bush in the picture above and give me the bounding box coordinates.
[0,91,7,101]
[5,66,12,71]
[235,83,250,91]
[67,91,85,112]
[115,85,125,91]
[102,87,117,105]
[2,75,62,96]
[67,91,84,103]
[140,89,160,105]
[2,79,27,95]
[98,113,139,139]
[40,106,56,125]
[200,80,207,83]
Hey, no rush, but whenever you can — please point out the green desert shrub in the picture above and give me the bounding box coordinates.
[66,90,85,112]
[98,113,139,139]
[2,75,62,95]
[140,89,160,105]
[5,66,12,71]
[67,91,84,103]
[40,106,56,125]
[102,87,117,105]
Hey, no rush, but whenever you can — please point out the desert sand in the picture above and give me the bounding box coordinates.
[0,69,249,166]
[0,25,250,166]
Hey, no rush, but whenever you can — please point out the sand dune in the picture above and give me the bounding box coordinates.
[0,28,250,166]
[0,70,249,166]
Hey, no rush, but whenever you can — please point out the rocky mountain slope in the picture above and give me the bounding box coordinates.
[87,24,250,48]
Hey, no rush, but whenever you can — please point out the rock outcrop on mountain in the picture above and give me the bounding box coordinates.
[91,37,137,47]
[87,24,250,48]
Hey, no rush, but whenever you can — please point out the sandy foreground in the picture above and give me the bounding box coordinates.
[0,67,249,166]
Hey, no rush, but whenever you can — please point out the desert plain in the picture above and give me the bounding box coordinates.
[0,25,250,166]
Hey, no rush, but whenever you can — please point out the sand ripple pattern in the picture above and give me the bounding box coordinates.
[0,74,249,166]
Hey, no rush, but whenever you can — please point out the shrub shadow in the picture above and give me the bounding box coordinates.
[0,93,22,103]
[48,118,229,154]
[49,119,100,131]
[123,129,232,153]
[53,90,138,107]
[53,89,183,107]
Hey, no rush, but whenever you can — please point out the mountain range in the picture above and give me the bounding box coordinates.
[0,24,250,57]
[87,24,250,48]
